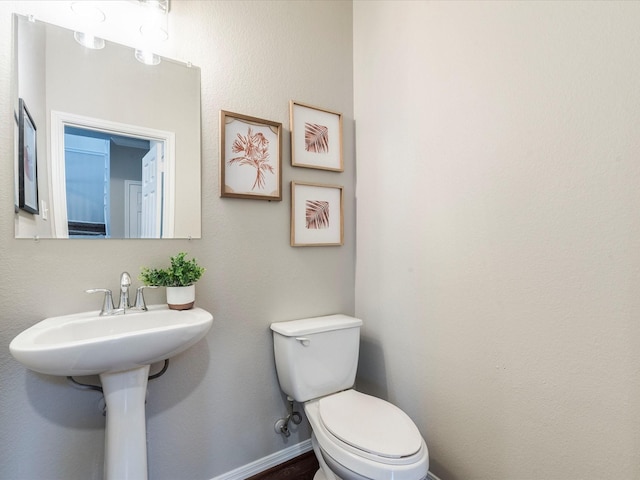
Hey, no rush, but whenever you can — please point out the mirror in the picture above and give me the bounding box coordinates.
[13,14,201,239]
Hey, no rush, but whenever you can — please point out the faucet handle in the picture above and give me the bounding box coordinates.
[132,285,158,311]
[86,288,116,316]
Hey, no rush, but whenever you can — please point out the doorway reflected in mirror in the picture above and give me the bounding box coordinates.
[64,126,166,238]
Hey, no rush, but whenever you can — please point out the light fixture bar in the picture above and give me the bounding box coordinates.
[138,0,170,14]
[70,2,106,23]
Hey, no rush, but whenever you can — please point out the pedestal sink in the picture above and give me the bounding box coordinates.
[10,304,213,480]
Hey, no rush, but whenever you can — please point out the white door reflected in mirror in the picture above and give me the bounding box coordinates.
[55,118,173,238]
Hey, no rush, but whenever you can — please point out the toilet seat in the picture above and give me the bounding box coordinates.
[319,390,423,459]
[305,390,429,480]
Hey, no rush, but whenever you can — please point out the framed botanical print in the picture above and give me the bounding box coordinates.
[220,110,282,201]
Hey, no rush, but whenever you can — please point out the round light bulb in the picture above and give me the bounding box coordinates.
[135,49,161,66]
[74,31,105,50]
[70,2,106,23]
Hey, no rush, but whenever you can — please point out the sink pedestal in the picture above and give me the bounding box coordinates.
[100,365,151,480]
[10,305,214,479]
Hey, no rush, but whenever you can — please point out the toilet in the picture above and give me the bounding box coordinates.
[270,314,429,480]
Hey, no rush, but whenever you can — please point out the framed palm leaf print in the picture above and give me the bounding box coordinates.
[291,182,343,246]
[220,110,282,200]
[290,101,343,171]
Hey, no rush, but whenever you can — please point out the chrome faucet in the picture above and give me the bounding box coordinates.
[86,272,156,315]
[118,272,132,310]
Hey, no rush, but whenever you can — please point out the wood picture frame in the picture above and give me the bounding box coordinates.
[220,110,282,201]
[290,100,343,172]
[291,181,343,247]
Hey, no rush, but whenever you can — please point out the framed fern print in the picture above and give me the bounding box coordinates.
[290,101,343,172]
[220,110,282,200]
[291,182,343,246]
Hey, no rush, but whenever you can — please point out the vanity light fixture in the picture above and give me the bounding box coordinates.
[66,0,170,63]
[135,0,170,65]
[138,0,170,14]
[138,1,169,41]
[139,21,168,42]
[134,49,161,66]
[73,31,105,50]
[70,1,106,50]
[70,2,106,23]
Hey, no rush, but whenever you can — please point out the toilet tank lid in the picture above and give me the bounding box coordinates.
[270,314,363,336]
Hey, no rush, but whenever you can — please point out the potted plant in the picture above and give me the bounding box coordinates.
[139,252,205,310]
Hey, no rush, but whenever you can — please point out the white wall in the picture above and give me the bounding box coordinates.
[0,1,354,479]
[14,14,49,238]
[354,1,640,479]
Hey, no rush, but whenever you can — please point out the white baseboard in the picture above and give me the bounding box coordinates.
[210,439,441,480]
[210,439,313,480]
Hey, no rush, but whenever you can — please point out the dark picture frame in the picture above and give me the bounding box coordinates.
[13,109,19,213]
[18,98,39,214]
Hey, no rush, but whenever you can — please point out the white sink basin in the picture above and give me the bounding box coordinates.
[11,303,213,479]
[10,304,213,376]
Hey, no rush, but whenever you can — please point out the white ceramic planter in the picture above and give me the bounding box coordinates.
[166,284,195,310]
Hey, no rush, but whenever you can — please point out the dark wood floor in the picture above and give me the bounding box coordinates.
[246,451,319,480]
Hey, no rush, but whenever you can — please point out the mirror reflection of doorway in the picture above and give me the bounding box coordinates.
[64,126,163,238]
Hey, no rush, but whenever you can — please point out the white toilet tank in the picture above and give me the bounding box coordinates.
[270,314,363,402]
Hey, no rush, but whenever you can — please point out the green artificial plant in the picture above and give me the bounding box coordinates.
[139,252,205,287]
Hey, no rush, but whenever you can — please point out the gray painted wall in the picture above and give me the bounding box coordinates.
[0,1,354,479]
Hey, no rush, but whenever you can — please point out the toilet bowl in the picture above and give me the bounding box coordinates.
[270,314,429,480]
[305,390,428,480]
